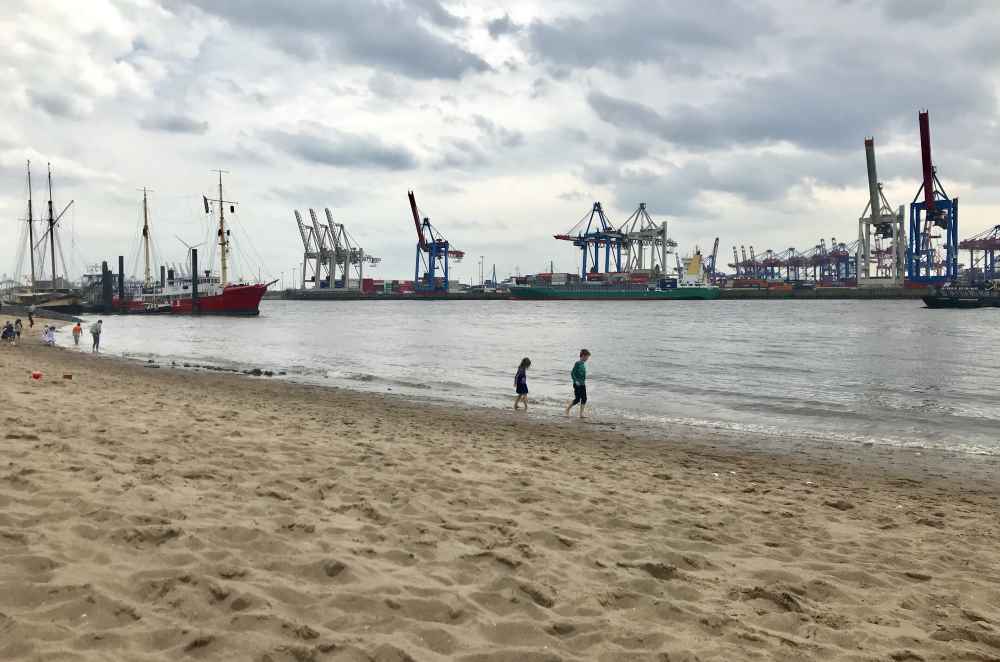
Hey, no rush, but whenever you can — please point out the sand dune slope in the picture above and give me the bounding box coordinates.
[1,340,999,661]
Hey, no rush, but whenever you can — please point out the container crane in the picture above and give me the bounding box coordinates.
[616,203,675,277]
[293,210,319,289]
[308,208,329,287]
[555,202,624,278]
[959,225,1000,283]
[907,110,958,283]
[409,191,463,293]
[324,208,381,289]
[706,237,719,282]
[857,137,905,285]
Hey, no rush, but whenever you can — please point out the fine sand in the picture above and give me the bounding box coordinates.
[1,323,999,662]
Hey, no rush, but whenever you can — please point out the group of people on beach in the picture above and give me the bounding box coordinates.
[1,319,23,345]
[513,348,591,418]
[0,316,103,352]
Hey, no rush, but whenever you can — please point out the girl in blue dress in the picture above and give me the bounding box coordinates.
[514,357,531,410]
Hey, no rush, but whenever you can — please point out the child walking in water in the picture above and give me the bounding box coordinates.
[513,357,531,410]
[72,322,82,347]
[565,349,591,418]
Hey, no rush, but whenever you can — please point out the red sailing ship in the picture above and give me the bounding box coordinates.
[115,172,270,316]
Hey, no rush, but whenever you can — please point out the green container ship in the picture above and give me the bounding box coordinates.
[509,283,719,300]
[509,253,720,300]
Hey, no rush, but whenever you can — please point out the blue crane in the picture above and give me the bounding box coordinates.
[408,191,463,293]
[554,202,624,277]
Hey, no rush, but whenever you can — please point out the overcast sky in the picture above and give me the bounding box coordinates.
[2,0,998,284]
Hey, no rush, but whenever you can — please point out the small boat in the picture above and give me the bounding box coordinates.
[114,173,270,316]
[922,284,1000,309]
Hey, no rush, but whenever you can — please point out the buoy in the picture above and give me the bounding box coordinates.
[31,371,42,380]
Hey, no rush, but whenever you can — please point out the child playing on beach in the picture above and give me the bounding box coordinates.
[565,349,591,418]
[72,322,81,346]
[14,319,22,346]
[513,357,531,410]
[41,326,55,347]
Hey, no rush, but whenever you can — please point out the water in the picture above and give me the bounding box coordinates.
[81,299,1000,456]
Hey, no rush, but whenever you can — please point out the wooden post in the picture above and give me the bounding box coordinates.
[101,261,113,313]
[191,248,199,314]
[117,255,125,310]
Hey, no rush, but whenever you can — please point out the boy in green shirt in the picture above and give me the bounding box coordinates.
[565,348,591,418]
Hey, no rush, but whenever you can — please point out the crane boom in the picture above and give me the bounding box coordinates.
[918,110,936,213]
[293,210,313,250]
[408,190,426,250]
[865,138,881,223]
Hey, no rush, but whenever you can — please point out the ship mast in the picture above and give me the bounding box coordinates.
[47,163,56,290]
[141,187,152,287]
[26,161,36,290]
[206,169,235,286]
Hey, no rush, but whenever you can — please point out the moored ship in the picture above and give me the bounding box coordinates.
[510,252,720,301]
[114,173,270,316]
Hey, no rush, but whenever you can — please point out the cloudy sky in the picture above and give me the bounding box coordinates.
[2,0,998,284]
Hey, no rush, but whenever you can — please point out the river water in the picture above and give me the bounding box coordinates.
[80,299,1000,456]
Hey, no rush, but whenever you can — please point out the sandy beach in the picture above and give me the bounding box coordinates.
[1,324,999,661]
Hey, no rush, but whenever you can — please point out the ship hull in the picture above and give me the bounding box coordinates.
[119,283,268,315]
[923,291,1000,308]
[509,285,720,300]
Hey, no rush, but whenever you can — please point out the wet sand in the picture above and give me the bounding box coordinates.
[1,324,999,661]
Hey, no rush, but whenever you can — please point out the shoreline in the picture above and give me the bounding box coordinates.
[2,334,999,660]
[76,326,1000,482]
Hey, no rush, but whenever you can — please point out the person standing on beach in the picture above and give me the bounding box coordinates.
[565,349,591,418]
[90,320,103,353]
[71,322,82,347]
[513,357,531,411]
[27,305,34,328]
[14,319,22,346]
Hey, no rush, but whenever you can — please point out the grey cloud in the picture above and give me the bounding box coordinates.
[529,77,549,99]
[409,0,464,28]
[29,90,84,119]
[583,147,878,218]
[588,92,673,140]
[434,115,525,170]
[882,0,988,22]
[588,46,995,153]
[611,137,648,161]
[262,126,418,170]
[434,137,489,169]
[368,72,412,100]
[139,113,209,134]
[472,115,524,148]
[487,13,519,39]
[526,0,771,72]
[183,0,489,80]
